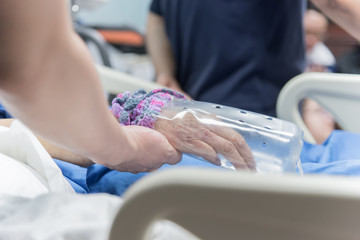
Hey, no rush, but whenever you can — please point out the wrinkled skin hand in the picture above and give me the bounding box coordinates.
[154,111,255,171]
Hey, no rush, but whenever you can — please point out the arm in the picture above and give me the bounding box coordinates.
[311,0,360,41]
[37,135,94,168]
[0,119,93,167]
[146,12,190,98]
[0,0,180,172]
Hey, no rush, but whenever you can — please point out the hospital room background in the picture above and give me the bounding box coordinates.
[1,0,360,239]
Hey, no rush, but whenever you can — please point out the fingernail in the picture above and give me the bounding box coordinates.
[215,157,221,166]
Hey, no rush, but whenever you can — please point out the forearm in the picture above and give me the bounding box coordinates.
[146,13,177,84]
[0,119,93,167]
[0,0,131,166]
[311,0,360,41]
[37,136,94,168]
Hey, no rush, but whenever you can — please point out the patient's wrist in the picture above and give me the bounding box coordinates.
[110,89,186,129]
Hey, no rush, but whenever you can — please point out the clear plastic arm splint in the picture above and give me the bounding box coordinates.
[154,99,303,174]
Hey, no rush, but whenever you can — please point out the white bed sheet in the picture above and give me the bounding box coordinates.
[0,120,124,239]
[0,193,122,240]
[0,120,196,240]
[0,120,73,197]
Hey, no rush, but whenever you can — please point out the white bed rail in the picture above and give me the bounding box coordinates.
[97,65,162,95]
[277,72,360,143]
[109,168,360,240]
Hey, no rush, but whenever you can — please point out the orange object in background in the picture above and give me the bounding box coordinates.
[97,29,144,47]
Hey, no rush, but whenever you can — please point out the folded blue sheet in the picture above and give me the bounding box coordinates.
[301,130,360,176]
[0,104,12,118]
[55,154,221,195]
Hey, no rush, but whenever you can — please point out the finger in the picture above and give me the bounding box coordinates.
[199,128,250,170]
[165,150,183,165]
[184,139,221,166]
[158,137,183,166]
[211,126,256,170]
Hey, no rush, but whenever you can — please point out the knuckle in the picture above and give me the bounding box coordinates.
[184,113,199,127]
[232,133,246,146]
[184,112,195,120]
[164,147,174,159]
[163,148,180,165]
[222,140,236,154]
[176,126,197,142]
[174,123,183,131]
[177,130,191,141]
[183,112,192,119]
[191,140,205,149]
[200,128,212,141]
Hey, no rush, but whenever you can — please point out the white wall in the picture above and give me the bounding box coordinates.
[76,0,152,33]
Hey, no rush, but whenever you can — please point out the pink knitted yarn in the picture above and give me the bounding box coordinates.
[111,89,186,128]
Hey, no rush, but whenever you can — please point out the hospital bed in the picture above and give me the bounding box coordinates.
[277,72,360,144]
[1,65,360,239]
[95,68,360,239]
[97,65,162,94]
[109,168,360,240]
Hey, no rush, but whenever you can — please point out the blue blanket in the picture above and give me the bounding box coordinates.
[301,130,360,176]
[55,154,221,195]
[1,103,360,196]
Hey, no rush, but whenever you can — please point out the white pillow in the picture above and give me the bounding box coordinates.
[0,121,74,198]
[0,153,49,198]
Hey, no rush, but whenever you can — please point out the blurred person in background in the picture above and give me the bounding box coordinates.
[147,0,360,117]
[147,0,307,117]
[304,9,336,72]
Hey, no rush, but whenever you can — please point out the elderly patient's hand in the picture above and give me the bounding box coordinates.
[154,111,255,170]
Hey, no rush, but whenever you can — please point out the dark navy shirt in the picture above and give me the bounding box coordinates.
[151,0,306,116]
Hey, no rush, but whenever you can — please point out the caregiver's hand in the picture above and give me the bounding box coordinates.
[154,111,255,170]
[107,126,182,173]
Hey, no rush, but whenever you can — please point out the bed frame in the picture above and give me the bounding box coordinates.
[98,67,360,240]
[277,72,360,143]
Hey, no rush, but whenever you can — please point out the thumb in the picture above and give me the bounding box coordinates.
[150,129,182,165]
